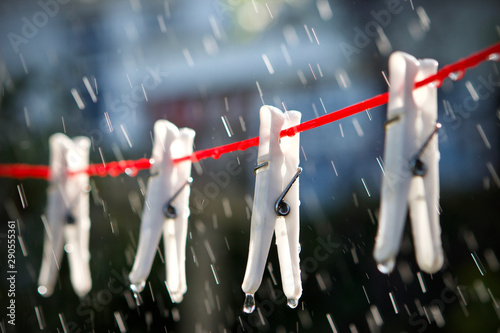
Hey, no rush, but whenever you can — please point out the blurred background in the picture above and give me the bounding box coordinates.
[0,0,499,332]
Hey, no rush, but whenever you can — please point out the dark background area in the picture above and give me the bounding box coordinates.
[0,0,499,332]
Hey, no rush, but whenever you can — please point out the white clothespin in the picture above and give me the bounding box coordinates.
[129,119,194,303]
[373,51,443,274]
[242,105,302,313]
[38,133,92,297]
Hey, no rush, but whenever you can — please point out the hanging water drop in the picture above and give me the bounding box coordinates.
[130,280,145,293]
[125,168,138,177]
[38,285,48,296]
[448,70,464,81]
[287,298,299,308]
[488,53,500,61]
[428,79,443,89]
[212,150,221,160]
[169,291,184,303]
[377,258,395,274]
[243,293,255,313]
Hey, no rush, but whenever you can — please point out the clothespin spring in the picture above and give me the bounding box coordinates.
[64,185,92,225]
[410,123,441,176]
[163,177,193,219]
[253,163,302,216]
[275,167,302,216]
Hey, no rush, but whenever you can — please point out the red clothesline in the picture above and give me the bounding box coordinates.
[1,42,499,180]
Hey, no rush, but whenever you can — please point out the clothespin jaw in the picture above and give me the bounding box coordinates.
[242,105,302,313]
[38,133,92,298]
[408,58,443,274]
[373,52,443,274]
[128,120,194,304]
[275,110,302,308]
[163,128,195,303]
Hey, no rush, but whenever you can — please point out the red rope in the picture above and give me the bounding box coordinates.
[1,42,499,180]
[73,158,153,178]
[173,41,500,163]
[0,164,50,180]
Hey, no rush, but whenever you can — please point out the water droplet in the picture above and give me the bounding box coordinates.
[243,293,255,313]
[130,281,145,293]
[377,258,395,274]
[488,53,500,61]
[287,298,299,308]
[125,168,137,177]
[448,71,464,81]
[169,292,184,303]
[428,79,442,89]
[38,285,48,296]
